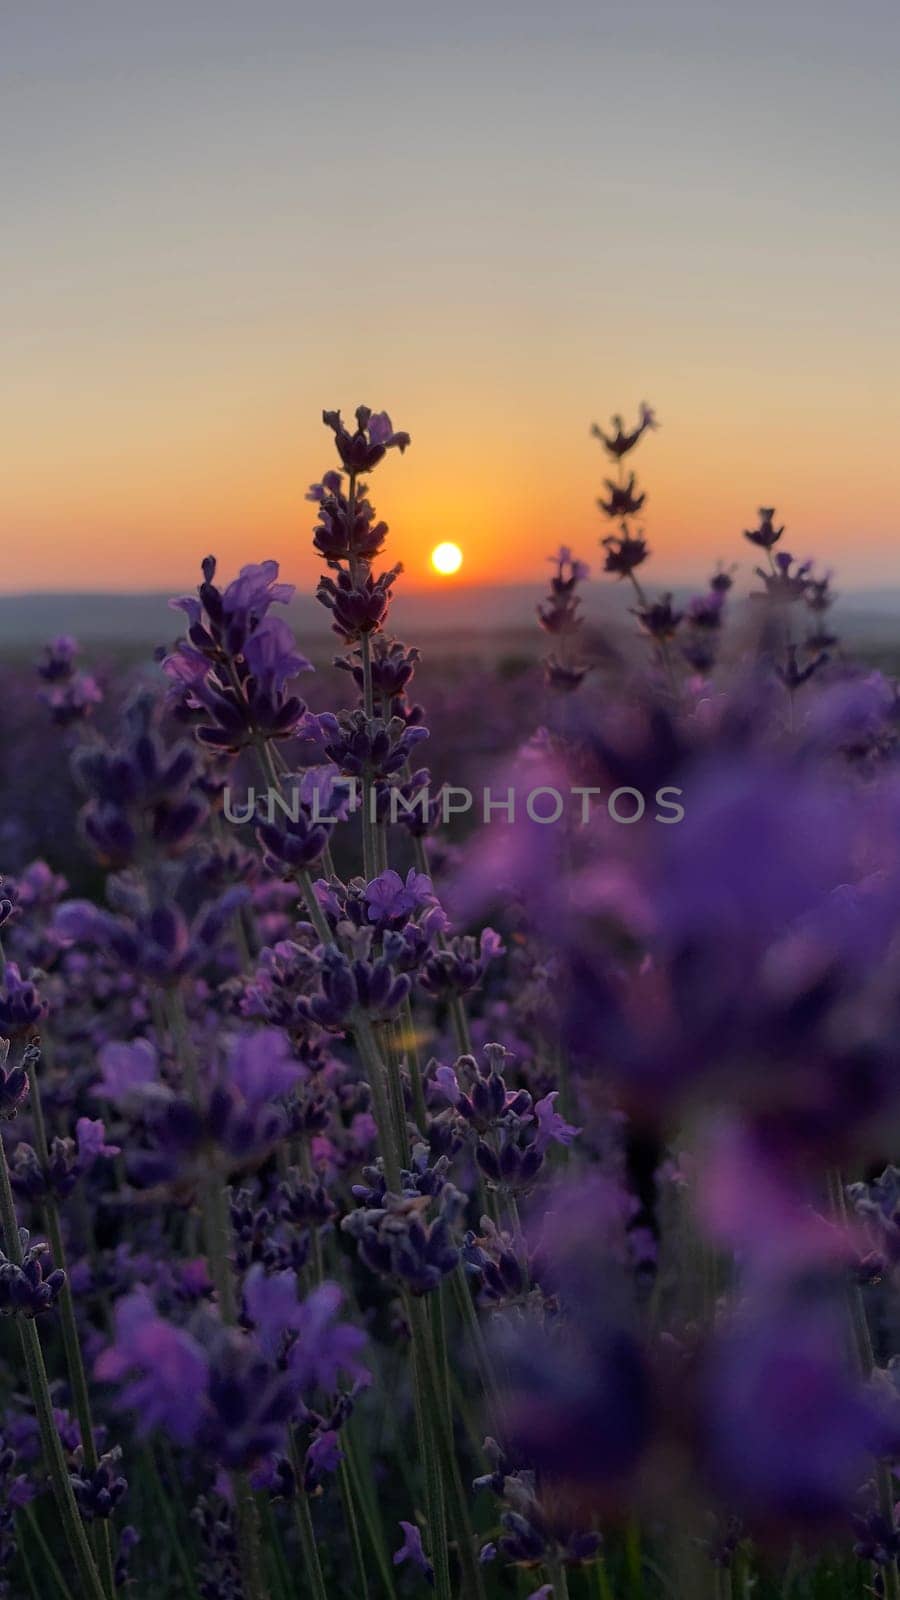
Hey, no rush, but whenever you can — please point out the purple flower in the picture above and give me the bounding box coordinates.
[597,473,646,520]
[591,404,659,459]
[36,634,78,682]
[434,1064,462,1106]
[254,779,332,873]
[420,927,504,1001]
[0,1231,66,1317]
[35,634,103,724]
[225,1029,305,1112]
[243,617,312,693]
[94,1039,160,1107]
[75,1118,121,1168]
[305,1429,343,1482]
[493,1175,652,1494]
[533,1093,581,1155]
[243,1266,305,1362]
[95,1291,209,1445]
[307,945,411,1028]
[698,1120,854,1283]
[393,1520,433,1584]
[297,765,354,821]
[243,1267,369,1393]
[743,506,784,550]
[55,890,247,984]
[702,1286,900,1528]
[0,962,48,1035]
[602,531,650,577]
[220,560,294,630]
[317,565,402,642]
[0,1039,30,1120]
[71,692,206,865]
[166,558,309,749]
[322,406,410,474]
[364,868,437,926]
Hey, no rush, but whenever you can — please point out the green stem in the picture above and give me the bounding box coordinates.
[625,1518,643,1600]
[400,998,428,1130]
[17,1522,43,1600]
[594,1558,616,1600]
[232,1476,267,1600]
[353,1012,404,1191]
[256,1497,291,1600]
[287,1431,329,1600]
[407,1294,486,1600]
[166,990,265,1600]
[342,1424,400,1600]
[380,1019,412,1169]
[409,1324,452,1600]
[448,995,472,1058]
[299,1139,325,1284]
[141,1444,202,1600]
[25,1054,117,1599]
[0,1129,107,1600]
[296,865,337,950]
[360,773,377,882]
[431,1283,454,1441]
[550,1558,571,1599]
[338,1456,371,1600]
[21,1506,75,1600]
[360,629,374,720]
[452,1265,500,1425]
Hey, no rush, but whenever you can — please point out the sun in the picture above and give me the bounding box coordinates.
[430,541,463,576]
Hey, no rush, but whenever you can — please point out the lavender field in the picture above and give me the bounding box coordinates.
[3,404,900,1600]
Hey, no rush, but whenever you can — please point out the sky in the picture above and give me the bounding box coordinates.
[3,0,899,595]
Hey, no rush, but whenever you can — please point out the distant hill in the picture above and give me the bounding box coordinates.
[1,583,898,655]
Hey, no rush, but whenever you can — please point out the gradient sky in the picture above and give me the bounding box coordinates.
[3,0,899,594]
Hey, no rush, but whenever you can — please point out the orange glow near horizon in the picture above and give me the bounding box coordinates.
[3,380,899,596]
[3,8,900,597]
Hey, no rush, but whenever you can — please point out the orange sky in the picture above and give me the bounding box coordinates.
[4,3,899,594]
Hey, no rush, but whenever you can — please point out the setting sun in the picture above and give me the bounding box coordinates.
[430,541,463,576]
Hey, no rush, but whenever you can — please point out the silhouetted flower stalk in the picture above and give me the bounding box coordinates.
[538,547,592,692]
[594,403,679,693]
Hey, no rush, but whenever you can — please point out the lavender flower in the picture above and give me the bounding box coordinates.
[322,407,410,473]
[0,1230,66,1318]
[394,1519,434,1584]
[165,557,311,750]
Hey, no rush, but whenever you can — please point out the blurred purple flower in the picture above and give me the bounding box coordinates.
[95,1291,209,1446]
[225,1028,305,1112]
[243,1267,369,1393]
[94,1038,160,1107]
[701,1287,900,1528]
[533,1093,581,1156]
[393,1520,433,1584]
[75,1118,121,1168]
